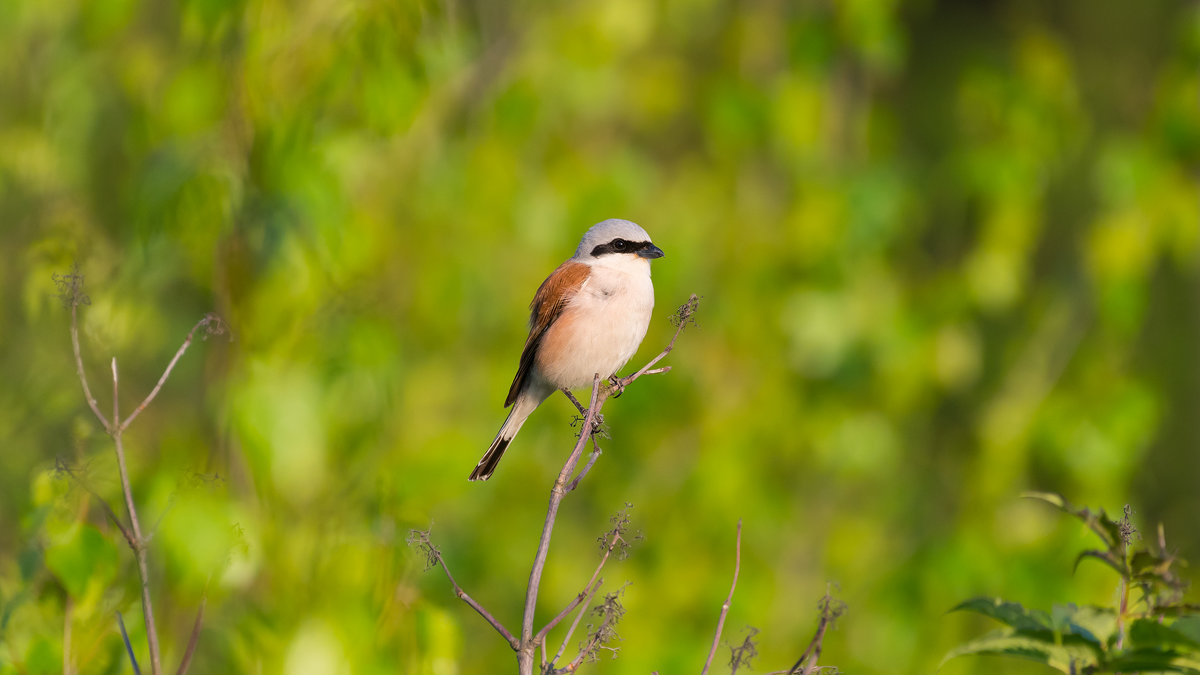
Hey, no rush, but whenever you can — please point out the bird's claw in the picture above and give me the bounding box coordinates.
[607,375,626,398]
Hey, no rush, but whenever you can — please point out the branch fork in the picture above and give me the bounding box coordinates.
[58,267,224,675]
[417,294,699,675]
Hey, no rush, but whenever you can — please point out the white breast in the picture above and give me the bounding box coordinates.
[535,258,655,390]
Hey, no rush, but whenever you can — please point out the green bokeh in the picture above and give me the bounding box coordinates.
[1,1,1198,673]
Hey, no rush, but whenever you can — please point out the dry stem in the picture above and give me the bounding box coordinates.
[701,520,743,675]
[785,587,845,675]
[175,597,207,675]
[541,527,625,668]
[63,270,223,675]
[408,529,519,648]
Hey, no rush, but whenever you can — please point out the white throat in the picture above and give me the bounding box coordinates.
[584,253,653,277]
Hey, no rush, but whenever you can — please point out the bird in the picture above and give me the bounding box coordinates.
[469,219,665,481]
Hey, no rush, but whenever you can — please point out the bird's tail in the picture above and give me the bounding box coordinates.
[469,392,542,481]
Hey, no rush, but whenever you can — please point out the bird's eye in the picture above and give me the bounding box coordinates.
[612,239,627,251]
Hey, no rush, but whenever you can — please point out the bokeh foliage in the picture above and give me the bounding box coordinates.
[1,0,1198,673]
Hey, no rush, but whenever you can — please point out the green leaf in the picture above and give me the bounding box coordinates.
[1051,604,1119,646]
[1174,616,1200,643]
[1023,492,1125,550]
[24,637,59,675]
[1130,549,1185,591]
[952,597,1053,633]
[1128,619,1200,650]
[1157,605,1200,618]
[941,628,1101,673]
[1075,549,1128,577]
[1100,649,1200,673]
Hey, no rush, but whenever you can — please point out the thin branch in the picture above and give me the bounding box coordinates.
[111,358,119,425]
[119,314,226,434]
[115,432,161,675]
[616,294,698,389]
[523,375,603,640]
[729,627,760,675]
[701,520,742,675]
[441,556,519,649]
[549,589,598,671]
[537,528,624,643]
[55,458,135,550]
[409,529,519,649]
[561,388,587,415]
[116,612,142,675]
[70,303,109,432]
[787,587,845,675]
[541,531,625,669]
[61,271,220,675]
[566,437,603,493]
[111,358,161,675]
[564,586,626,671]
[174,597,207,675]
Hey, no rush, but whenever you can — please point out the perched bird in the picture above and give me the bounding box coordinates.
[469,219,665,481]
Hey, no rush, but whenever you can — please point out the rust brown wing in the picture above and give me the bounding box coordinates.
[504,261,591,406]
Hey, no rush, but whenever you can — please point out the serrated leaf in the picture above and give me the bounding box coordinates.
[1131,550,1175,574]
[951,597,1053,633]
[1130,550,1186,591]
[1075,549,1127,577]
[1024,492,1125,550]
[940,628,1101,673]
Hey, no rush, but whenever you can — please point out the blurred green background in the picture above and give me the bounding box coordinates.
[2,0,1199,673]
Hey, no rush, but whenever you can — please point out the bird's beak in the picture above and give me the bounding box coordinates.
[638,244,665,259]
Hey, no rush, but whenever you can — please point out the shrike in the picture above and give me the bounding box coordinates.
[469,219,665,481]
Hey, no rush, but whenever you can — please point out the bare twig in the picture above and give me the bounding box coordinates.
[539,526,625,658]
[55,267,107,432]
[112,394,161,675]
[72,308,109,431]
[701,520,742,675]
[787,587,845,675]
[561,388,587,415]
[548,587,600,672]
[615,294,698,390]
[519,375,604,671]
[55,458,136,550]
[564,586,627,670]
[408,529,519,649]
[174,597,207,675]
[115,612,142,675]
[119,314,228,434]
[61,271,222,675]
[729,627,760,674]
[566,437,603,493]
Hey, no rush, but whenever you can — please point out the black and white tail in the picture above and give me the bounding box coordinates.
[469,393,542,481]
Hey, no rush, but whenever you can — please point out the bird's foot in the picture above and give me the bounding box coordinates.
[571,410,609,439]
[607,374,626,398]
